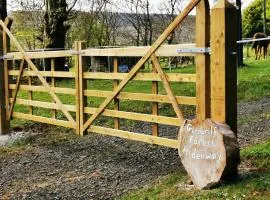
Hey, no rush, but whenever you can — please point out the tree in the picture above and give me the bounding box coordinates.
[243,0,270,37]
[67,0,109,47]
[101,10,121,46]
[44,0,78,70]
[158,0,184,44]
[122,0,143,46]
[0,0,7,20]
[140,0,153,45]
[11,0,44,50]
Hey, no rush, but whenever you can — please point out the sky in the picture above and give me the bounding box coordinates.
[146,0,254,8]
[8,0,255,13]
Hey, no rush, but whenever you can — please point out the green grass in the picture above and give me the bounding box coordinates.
[119,140,270,200]
[238,57,270,102]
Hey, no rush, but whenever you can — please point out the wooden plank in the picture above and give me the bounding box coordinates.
[210,0,238,133]
[11,98,75,111]
[9,70,75,78]
[3,18,10,120]
[152,62,159,136]
[87,126,178,149]
[12,112,75,129]
[151,54,184,122]
[28,63,33,115]
[74,42,80,134]
[84,108,180,126]
[9,84,76,95]
[51,59,56,118]
[82,0,200,132]
[84,90,197,105]
[113,57,120,129]
[8,59,25,120]
[83,72,196,82]
[9,84,196,105]
[0,20,76,126]
[0,18,11,134]
[12,98,180,126]
[82,44,195,57]
[78,42,87,136]
[6,50,73,60]
[195,0,211,120]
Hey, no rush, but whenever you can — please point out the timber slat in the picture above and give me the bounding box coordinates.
[9,85,196,105]
[9,71,196,82]
[8,60,25,120]
[87,126,178,149]
[83,72,196,82]
[6,50,73,60]
[151,54,184,122]
[12,112,75,129]
[9,84,76,95]
[84,90,196,105]
[9,70,75,78]
[82,44,195,57]
[12,98,181,126]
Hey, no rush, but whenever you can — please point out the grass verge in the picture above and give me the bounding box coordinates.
[119,140,270,200]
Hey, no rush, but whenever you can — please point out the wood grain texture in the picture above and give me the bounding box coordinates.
[7,60,25,120]
[113,57,120,129]
[87,126,178,149]
[195,0,211,121]
[151,54,184,122]
[210,0,237,133]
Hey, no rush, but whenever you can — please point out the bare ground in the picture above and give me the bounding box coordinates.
[1,98,270,199]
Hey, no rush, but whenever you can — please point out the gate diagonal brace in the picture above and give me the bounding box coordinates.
[151,54,184,122]
[81,0,201,133]
[8,59,25,120]
[0,20,76,126]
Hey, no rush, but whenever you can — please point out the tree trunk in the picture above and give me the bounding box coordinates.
[0,0,7,21]
[45,0,70,71]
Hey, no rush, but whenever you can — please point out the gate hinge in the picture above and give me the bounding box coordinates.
[177,47,211,54]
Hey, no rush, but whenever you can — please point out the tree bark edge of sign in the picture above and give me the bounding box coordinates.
[178,119,240,189]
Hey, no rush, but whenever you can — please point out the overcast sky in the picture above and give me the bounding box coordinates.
[8,0,255,13]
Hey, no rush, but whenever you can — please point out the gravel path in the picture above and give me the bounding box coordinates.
[1,98,270,199]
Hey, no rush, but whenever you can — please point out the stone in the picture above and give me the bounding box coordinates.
[178,119,240,189]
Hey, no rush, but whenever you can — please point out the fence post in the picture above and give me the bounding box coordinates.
[0,18,12,134]
[195,0,210,121]
[74,41,87,136]
[211,0,238,133]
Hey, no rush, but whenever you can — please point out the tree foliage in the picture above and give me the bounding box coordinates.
[243,0,270,37]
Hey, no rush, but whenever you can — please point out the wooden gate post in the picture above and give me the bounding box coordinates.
[0,18,12,134]
[210,0,238,133]
[195,0,210,121]
[74,41,87,136]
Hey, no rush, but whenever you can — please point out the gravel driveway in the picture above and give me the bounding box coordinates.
[1,97,270,199]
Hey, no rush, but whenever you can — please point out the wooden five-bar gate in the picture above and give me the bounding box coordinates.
[0,0,237,149]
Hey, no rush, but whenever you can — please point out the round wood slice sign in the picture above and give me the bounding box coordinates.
[178,119,238,189]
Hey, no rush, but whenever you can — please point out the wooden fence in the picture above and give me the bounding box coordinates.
[0,0,237,149]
